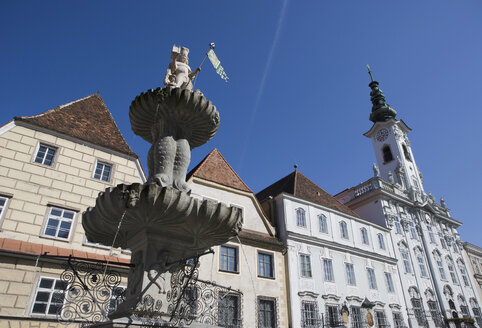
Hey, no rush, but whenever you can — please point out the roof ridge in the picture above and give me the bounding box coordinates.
[189,148,218,179]
[16,94,98,120]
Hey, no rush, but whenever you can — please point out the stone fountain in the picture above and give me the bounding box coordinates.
[82,45,243,324]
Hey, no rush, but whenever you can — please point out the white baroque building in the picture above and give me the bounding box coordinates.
[257,170,406,328]
[335,79,482,328]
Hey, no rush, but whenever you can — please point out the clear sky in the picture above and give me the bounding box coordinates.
[1,1,481,245]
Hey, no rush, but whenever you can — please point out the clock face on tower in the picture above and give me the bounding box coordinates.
[375,128,389,142]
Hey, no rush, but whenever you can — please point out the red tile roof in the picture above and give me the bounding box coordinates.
[256,170,359,218]
[15,94,137,158]
[187,149,252,193]
[0,238,130,265]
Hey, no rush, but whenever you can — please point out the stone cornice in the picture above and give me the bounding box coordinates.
[345,187,461,227]
[286,231,398,265]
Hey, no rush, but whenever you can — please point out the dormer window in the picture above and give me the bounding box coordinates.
[402,144,412,162]
[382,145,393,163]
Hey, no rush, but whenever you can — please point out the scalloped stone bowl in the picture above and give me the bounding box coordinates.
[83,183,243,262]
[129,87,220,149]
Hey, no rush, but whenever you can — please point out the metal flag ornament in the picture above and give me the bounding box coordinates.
[207,43,229,82]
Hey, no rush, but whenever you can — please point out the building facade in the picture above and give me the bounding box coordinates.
[187,149,289,328]
[0,95,145,326]
[463,243,482,314]
[257,170,406,328]
[335,80,482,328]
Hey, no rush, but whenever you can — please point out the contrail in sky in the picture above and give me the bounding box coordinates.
[239,0,289,169]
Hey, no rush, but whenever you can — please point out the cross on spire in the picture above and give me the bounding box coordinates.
[366,64,374,82]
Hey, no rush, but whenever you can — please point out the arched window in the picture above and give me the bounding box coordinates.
[409,287,426,326]
[360,227,369,245]
[378,234,385,250]
[457,259,470,286]
[446,256,458,284]
[296,208,306,227]
[402,144,412,161]
[399,242,412,274]
[340,221,349,239]
[382,145,394,163]
[319,214,328,233]
[414,247,428,277]
[433,251,447,280]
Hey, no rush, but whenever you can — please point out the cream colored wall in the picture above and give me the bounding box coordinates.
[190,181,270,233]
[189,179,289,327]
[0,124,143,255]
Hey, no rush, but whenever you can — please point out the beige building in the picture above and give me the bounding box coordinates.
[0,94,145,326]
[186,149,289,328]
[463,242,482,325]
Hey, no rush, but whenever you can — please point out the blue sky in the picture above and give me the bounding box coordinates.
[1,1,481,245]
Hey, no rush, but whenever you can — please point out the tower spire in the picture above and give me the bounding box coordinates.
[366,66,397,123]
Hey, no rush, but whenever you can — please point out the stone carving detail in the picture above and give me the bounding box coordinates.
[130,87,219,192]
[400,218,410,232]
[388,171,395,184]
[163,45,200,91]
[385,215,394,228]
[372,163,380,177]
[440,197,447,208]
[393,125,403,141]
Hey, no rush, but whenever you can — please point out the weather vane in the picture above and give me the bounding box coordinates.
[366,64,374,82]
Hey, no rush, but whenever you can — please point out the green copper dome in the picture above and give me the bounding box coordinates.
[369,81,397,123]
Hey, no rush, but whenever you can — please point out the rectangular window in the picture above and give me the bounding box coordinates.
[43,207,76,240]
[361,228,369,245]
[319,214,328,233]
[378,234,385,250]
[438,233,447,249]
[411,298,426,326]
[409,222,418,240]
[34,144,57,166]
[219,245,238,273]
[301,301,319,328]
[345,263,356,286]
[323,259,334,282]
[296,208,306,227]
[300,254,312,278]
[384,272,395,293]
[459,266,470,286]
[417,256,428,277]
[436,259,446,280]
[351,306,362,328]
[472,307,482,327]
[340,221,349,239]
[427,300,443,327]
[367,268,378,289]
[94,161,112,182]
[394,217,402,234]
[401,251,412,274]
[427,226,436,243]
[460,305,470,318]
[258,252,274,278]
[326,305,341,328]
[31,277,67,316]
[0,196,9,224]
[393,312,404,328]
[258,297,276,328]
[375,310,388,328]
[218,292,240,327]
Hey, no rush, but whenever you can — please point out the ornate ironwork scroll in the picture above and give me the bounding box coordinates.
[57,257,126,325]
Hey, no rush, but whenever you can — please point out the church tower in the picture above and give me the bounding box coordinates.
[363,72,425,195]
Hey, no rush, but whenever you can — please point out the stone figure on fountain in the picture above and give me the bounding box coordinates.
[163,45,200,91]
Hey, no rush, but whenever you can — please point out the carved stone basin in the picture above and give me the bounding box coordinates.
[83,183,243,262]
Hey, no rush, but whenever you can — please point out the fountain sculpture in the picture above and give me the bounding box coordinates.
[82,45,243,324]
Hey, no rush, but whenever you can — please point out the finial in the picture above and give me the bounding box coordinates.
[209,42,215,50]
[294,163,298,170]
[366,64,374,82]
